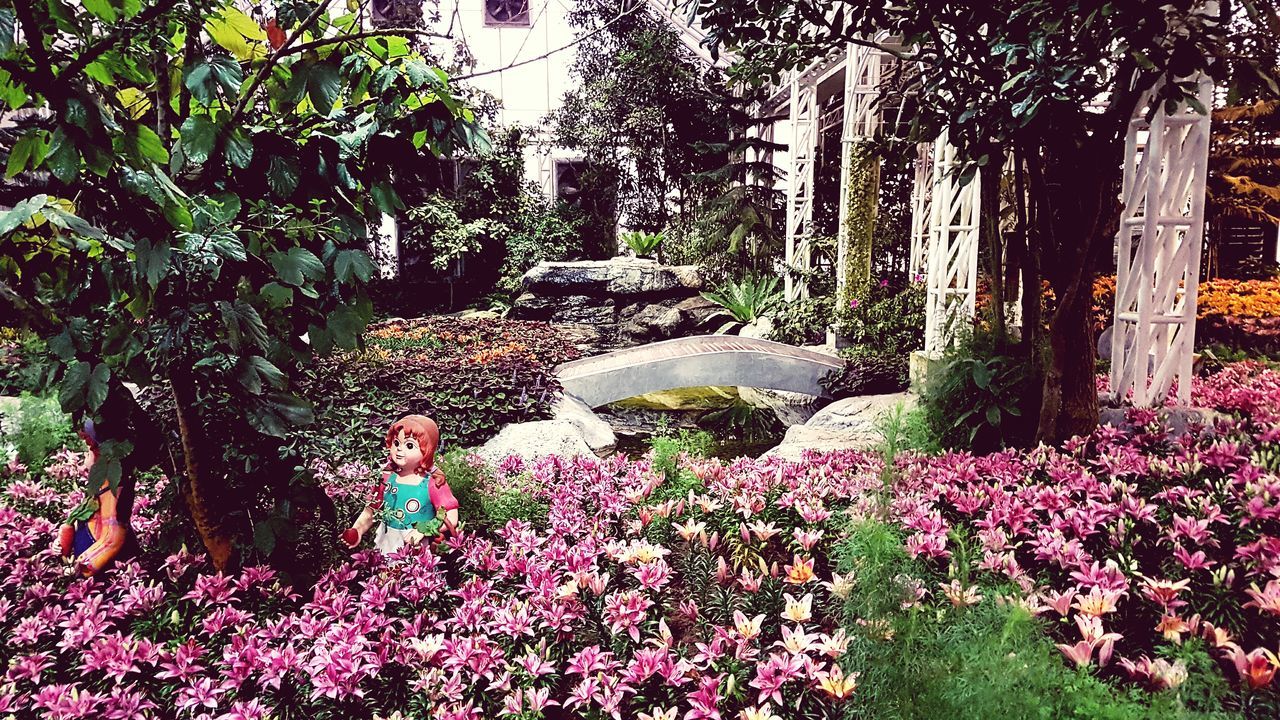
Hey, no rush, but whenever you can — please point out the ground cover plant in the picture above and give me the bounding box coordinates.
[294,316,580,467]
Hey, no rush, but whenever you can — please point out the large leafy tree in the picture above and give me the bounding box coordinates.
[689,0,1280,442]
[0,0,484,569]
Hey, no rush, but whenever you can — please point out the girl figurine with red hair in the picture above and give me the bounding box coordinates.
[341,414,459,553]
[57,420,128,575]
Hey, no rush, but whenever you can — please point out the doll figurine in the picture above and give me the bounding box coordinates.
[57,420,128,575]
[342,414,459,554]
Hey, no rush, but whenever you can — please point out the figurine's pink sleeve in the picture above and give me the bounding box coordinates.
[429,468,458,511]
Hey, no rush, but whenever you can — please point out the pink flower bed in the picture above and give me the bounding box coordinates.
[0,361,1277,716]
[0,446,885,718]
[891,407,1280,691]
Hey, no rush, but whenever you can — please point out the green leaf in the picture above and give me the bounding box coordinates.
[226,128,253,168]
[46,132,79,183]
[134,237,171,289]
[163,200,193,230]
[0,11,14,56]
[267,156,299,198]
[238,355,284,395]
[259,282,294,308]
[179,115,216,165]
[327,304,365,350]
[218,299,269,351]
[59,361,91,412]
[985,405,1002,427]
[184,60,215,104]
[248,392,315,438]
[6,132,37,178]
[126,124,168,165]
[306,61,342,116]
[0,194,45,235]
[82,0,118,22]
[333,249,376,284]
[370,181,404,213]
[269,246,325,286]
[208,54,244,97]
[87,362,110,411]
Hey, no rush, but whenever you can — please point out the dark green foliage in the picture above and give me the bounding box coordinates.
[822,347,910,397]
[769,296,835,346]
[834,280,925,356]
[820,281,925,398]
[920,330,1037,453]
[697,400,782,445]
[291,317,579,466]
[0,330,52,396]
[835,521,1242,720]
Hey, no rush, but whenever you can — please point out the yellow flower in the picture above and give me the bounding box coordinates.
[733,610,766,641]
[816,663,860,699]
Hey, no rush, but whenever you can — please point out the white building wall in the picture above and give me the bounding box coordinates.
[431,0,581,191]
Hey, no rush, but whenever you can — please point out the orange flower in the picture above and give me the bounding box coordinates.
[784,555,816,585]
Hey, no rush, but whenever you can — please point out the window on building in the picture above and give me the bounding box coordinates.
[484,0,530,26]
[554,160,586,204]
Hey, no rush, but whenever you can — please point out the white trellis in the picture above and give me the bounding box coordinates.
[784,74,819,301]
[908,141,933,277]
[923,135,981,354]
[1109,77,1213,407]
[834,43,884,302]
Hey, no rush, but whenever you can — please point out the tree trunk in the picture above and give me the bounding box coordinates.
[1038,284,1098,442]
[978,153,1007,340]
[1033,135,1124,444]
[170,369,235,571]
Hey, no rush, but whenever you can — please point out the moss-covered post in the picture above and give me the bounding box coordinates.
[837,139,879,312]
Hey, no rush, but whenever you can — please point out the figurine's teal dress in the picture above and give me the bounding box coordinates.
[372,473,436,553]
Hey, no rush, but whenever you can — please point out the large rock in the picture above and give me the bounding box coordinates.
[738,386,820,427]
[476,419,595,465]
[763,392,914,459]
[552,394,617,456]
[522,259,703,299]
[1099,406,1227,437]
[512,293,616,324]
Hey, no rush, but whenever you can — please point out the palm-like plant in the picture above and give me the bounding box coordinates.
[701,273,783,324]
[622,230,664,258]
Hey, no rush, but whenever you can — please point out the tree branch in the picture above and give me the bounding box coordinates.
[11,0,56,90]
[60,0,184,84]
[228,0,336,129]
[284,27,451,57]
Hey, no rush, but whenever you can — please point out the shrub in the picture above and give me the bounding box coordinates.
[3,393,77,474]
[821,346,910,398]
[0,328,50,396]
[919,330,1036,452]
[769,295,834,346]
[701,273,783,324]
[834,279,925,356]
[291,317,580,466]
[497,199,584,298]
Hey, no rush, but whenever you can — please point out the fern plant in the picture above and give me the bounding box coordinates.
[621,230,664,258]
[700,273,783,324]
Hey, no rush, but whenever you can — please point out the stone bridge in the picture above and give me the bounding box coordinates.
[555,335,845,408]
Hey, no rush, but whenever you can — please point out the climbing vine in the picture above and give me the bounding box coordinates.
[839,140,879,311]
